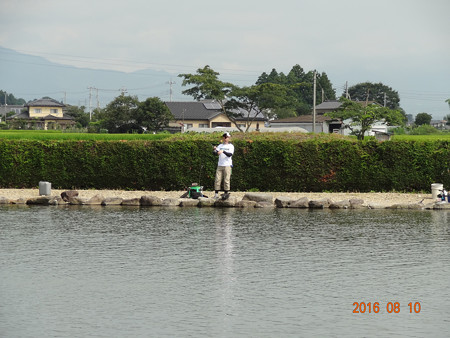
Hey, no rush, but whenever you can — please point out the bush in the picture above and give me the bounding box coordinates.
[410,125,441,135]
[0,133,448,192]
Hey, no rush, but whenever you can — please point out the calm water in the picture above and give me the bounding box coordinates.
[1,205,449,337]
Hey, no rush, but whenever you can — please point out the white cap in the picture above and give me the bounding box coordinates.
[223,132,231,137]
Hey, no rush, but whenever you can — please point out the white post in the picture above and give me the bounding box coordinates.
[313,70,316,133]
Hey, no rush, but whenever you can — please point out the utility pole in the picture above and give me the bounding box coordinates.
[313,70,316,133]
[96,88,99,110]
[384,92,387,107]
[167,79,176,102]
[3,91,6,123]
[88,87,93,120]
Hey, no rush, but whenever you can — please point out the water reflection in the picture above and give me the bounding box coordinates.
[1,206,449,337]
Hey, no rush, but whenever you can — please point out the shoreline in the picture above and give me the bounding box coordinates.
[0,188,446,209]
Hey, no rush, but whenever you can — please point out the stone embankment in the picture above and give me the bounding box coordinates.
[1,189,449,210]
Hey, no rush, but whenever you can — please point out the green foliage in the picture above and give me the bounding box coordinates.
[100,93,140,133]
[137,97,174,133]
[326,97,406,140]
[393,134,450,141]
[178,65,235,101]
[444,113,450,125]
[409,124,440,135]
[0,90,26,105]
[256,65,336,116]
[65,105,90,127]
[0,130,172,140]
[179,66,295,132]
[346,82,400,109]
[1,132,449,193]
[414,112,432,126]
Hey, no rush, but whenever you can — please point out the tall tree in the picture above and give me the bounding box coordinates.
[226,83,295,131]
[256,65,336,115]
[100,93,140,133]
[178,65,235,101]
[136,97,173,132]
[346,82,400,109]
[65,105,90,127]
[326,97,405,140]
[0,90,26,105]
[179,66,293,131]
[414,112,432,126]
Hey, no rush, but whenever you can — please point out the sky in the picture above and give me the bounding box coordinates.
[1,0,449,118]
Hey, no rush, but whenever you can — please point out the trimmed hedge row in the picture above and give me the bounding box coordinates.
[1,135,449,192]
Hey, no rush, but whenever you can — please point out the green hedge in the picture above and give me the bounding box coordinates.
[1,133,449,192]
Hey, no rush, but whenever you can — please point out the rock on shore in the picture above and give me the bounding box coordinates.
[0,189,448,210]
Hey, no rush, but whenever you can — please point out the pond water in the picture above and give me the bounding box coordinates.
[1,206,449,337]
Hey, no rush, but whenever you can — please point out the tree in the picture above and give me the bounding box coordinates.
[0,90,26,105]
[444,114,450,126]
[256,65,336,116]
[414,112,432,126]
[326,97,406,140]
[178,65,235,101]
[179,66,291,131]
[226,83,296,131]
[346,82,400,110]
[65,105,90,127]
[100,93,140,133]
[136,97,173,133]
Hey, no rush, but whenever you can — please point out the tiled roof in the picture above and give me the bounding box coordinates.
[26,98,65,107]
[165,101,267,121]
[165,101,223,120]
[315,100,342,110]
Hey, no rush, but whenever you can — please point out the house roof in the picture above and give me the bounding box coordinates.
[165,101,223,121]
[314,99,380,114]
[315,100,342,111]
[26,98,65,108]
[165,100,267,122]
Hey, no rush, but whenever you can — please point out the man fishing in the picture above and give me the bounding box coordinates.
[213,132,234,199]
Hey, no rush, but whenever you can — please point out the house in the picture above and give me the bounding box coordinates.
[269,99,393,136]
[0,104,26,122]
[430,120,448,129]
[7,98,75,130]
[314,100,343,114]
[165,100,267,132]
[269,114,343,133]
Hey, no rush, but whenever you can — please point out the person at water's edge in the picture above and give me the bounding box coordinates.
[213,132,234,200]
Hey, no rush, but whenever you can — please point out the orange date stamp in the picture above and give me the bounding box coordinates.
[353,302,421,314]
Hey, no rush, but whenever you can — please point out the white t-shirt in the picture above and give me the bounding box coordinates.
[216,143,234,167]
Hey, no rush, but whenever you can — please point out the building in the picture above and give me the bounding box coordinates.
[269,100,393,136]
[0,104,25,122]
[269,114,343,133]
[165,100,267,132]
[7,98,75,130]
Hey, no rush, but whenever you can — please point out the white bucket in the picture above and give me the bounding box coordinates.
[431,183,443,200]
[39,181,52,196]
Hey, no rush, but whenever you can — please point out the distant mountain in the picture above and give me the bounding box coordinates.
[0,46,188,107]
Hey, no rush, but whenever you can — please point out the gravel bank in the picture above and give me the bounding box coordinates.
[0,189,432,207]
